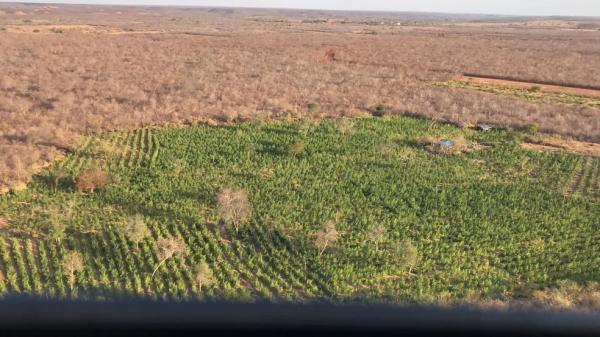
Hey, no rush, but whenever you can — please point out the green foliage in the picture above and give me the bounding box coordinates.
[394,240,418,273]
[0,116,598,306]
[523,123,539,135]
[298,119,318,137]
[120,214,150,250]
[334,118,354,136]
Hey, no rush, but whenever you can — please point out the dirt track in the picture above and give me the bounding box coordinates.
[459,75,600,98]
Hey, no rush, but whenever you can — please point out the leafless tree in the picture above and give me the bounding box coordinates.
[366,222,386,252]
[121,214,150,250]
[194,261,215,293]
[315,220,339,256]
[217,188,251,233]
[76,169,110,193]
[52,167,68,192]
[61,250,84,290]
[152,236,187,279]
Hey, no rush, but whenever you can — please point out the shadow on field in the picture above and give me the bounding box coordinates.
[261,126,299,137]
[256,140,288,156]
[32,170,77,193]
[173,188,215,205]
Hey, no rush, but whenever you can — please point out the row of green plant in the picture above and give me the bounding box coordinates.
[0,116,598,305]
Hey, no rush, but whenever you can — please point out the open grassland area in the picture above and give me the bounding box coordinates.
[1,4,600,193]
[0,117,599,310]
[439,81,600,109]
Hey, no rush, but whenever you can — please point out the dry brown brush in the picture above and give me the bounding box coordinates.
[0,6,599,192]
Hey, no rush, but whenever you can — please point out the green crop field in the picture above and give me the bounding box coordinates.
[438,80,600,108]
[0,116,599,304]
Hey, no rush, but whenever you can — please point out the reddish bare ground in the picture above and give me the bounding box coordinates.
[459,75,600,98]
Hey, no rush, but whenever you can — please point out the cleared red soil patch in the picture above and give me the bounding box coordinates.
[459,75,600,98]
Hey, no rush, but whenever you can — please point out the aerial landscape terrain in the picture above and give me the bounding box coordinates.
[0,3,599,311]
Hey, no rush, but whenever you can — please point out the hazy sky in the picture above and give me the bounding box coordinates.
[2,0,599,16]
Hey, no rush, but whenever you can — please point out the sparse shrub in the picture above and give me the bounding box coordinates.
[298,119,318,137]
[307,102,319,113]
[50,28,64,34]
[394,240,418,274]
[152,236,187,278]
[75,169,109,193]
[373,104,386,117]
[315,220,339,256]
[335,118,354,136]
[530,85,541,92]
[94,139,125,158]
[531,281,600,312]
[523,123,539,135]
[505,131,523,144]
[217,188,251,233]
[194,261,215,292]
[324,48,337,62]
[121,214,150,250]
[61,250,84,289]
[288,141,305,156]
[366,222,386,252]
[33,29,40,33]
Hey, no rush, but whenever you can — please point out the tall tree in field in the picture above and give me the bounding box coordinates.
[75,169,110,193]
[394,240,418,274]
[121,214,150,250]
[61,250,84,290]
[217,188,251,233]
[44,205,67,244]
[194,261,215,293]
[366,222,386,252]
[152,236,187,279]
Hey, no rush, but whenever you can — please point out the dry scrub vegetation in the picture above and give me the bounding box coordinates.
[1,4,600,192]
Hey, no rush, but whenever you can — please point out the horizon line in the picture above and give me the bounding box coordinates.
[3,1,600,19]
